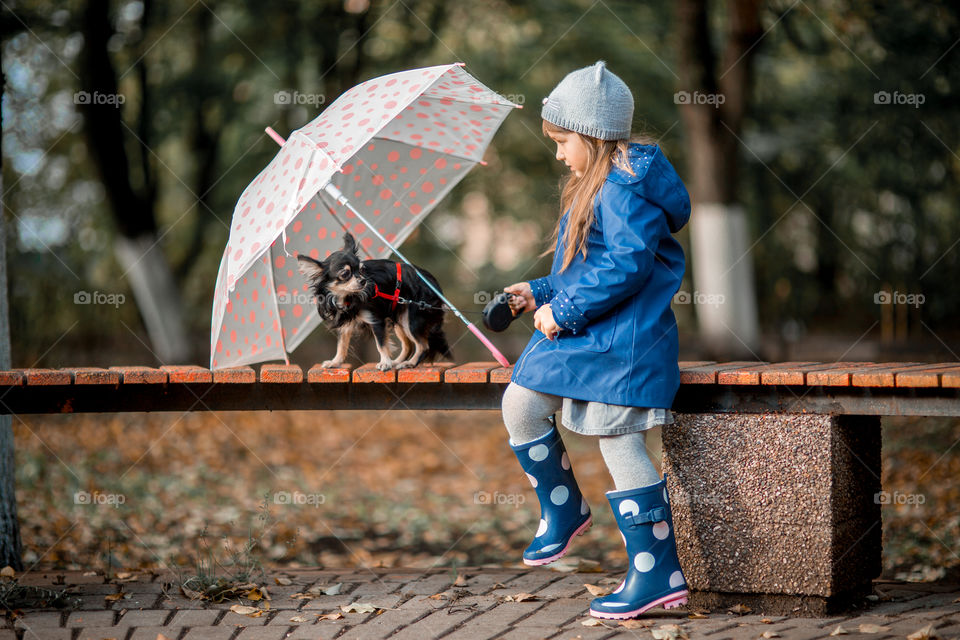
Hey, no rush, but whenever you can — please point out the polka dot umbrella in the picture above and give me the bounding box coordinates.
[210,63,520,369]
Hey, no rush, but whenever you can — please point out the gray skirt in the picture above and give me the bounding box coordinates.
[560,397,673,436]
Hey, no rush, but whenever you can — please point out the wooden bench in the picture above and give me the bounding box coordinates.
[3,360,959,615]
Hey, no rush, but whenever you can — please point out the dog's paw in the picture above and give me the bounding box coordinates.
[321,359,344,369]
[394,360,416,370]
[376,361,396,371]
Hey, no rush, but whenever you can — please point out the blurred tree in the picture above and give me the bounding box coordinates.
[0,61,24,570]
[677,0,763,358]
[77,0,189,363]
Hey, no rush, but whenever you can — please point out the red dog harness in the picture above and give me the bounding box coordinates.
[372,262,402,310]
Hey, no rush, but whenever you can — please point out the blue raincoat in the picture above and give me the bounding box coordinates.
[510,143,690,408]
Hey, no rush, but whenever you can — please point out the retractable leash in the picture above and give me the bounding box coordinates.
[265,127,512,367]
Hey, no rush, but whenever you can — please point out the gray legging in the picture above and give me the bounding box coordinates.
[501,381,661,490]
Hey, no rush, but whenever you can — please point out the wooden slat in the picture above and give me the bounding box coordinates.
[161,365,213,384]
[942,369,960,388]
[396,362,455,384]
[759,362,854,386]
[212,366,256,384]
[353,363,395,383]
[806,362,882,387]
[64,367,121,385]
[22,369,72,385]
[680,362,760,385]
[109,366,167,384]
[444,362,499,383]
[0,371,24,387]
[307,363,353,383]
[259,364,303,384]
[850,363,928,387]
[895,363,960,388]
[717,362,795,385]
[489,366,514,384]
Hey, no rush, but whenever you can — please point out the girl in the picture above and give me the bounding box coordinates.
[501,61,690,619]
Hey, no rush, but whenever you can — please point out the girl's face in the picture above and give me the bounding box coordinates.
[546,129,590,177]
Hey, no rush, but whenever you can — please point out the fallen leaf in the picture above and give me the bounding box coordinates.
[761,631,780,638]
[275,577,293,586]
[323,583,343,596]
[340,602,376,614]
[907,624,939,640]
[688,612,709,619]
[829,624,848,636]
[180,585,204,600]
[229,605,262,617]
[581,618,604,627]
[318,612,344,621]
[760,618,773,624]
[453,573,468,586]
[620,619,654,629]
[79,570,96,577]
[156,635,172,640]
[859,623,890,633]
[504,592,537,602]
[651,623,689,640]
[428,593,446,600]
[114,572,135,580]
[289,615,310,623]
[584,583,611,597]
[728,603,752,614]
[246,587,264,601]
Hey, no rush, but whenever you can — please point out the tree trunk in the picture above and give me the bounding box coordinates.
[0,62,24,570]
[79,0,190,363]
[677,0,763,358]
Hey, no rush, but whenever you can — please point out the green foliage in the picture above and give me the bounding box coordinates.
[2,0,957,364]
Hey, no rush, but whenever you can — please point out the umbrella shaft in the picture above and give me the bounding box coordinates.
[323,183,469,326]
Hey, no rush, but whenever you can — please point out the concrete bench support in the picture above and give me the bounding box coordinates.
[662,413,882,616]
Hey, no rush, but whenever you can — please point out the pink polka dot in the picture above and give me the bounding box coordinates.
[387,151,400,162]
[275,255,285,269]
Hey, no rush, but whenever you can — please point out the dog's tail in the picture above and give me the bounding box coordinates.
[425,324,453,362]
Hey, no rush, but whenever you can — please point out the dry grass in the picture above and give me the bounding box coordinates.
[11,410,958,581]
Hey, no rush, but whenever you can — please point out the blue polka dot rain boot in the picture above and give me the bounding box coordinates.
[510,423,592,566]
[589,475,688,618]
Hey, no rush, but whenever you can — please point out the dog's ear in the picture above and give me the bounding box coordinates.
[296,255,325,285]
[342,232,358,256]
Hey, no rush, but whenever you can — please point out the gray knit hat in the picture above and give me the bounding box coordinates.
[541,61,633,140]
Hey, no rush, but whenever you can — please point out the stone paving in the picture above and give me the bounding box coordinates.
[4,568,959,640]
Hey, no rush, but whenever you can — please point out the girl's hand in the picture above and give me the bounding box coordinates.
[534,304,561,340]
[503,282,537,316]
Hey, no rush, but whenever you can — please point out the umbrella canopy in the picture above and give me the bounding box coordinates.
[211,63,519,369]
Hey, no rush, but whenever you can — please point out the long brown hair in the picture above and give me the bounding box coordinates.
[540,120,651,272]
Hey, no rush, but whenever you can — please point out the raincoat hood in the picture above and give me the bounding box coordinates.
[607,143,691,233]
